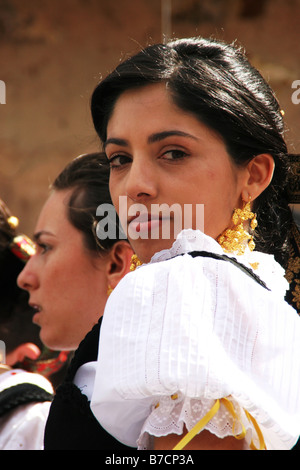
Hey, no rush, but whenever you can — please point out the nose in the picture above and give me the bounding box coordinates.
[125,156,158,203]
[17,257,39,292]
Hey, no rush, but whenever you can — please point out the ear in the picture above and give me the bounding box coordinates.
[242,153,275,201]
[106,241,134,289]
[6,343,41,367]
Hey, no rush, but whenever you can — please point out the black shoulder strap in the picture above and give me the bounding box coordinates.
[65,317,102,382]
[182,250,270,291]
[0,383,53,418]
[44,316,133,450]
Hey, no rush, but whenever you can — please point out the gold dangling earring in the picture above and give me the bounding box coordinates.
[107,285,114,297]
[130,254,142,271]
[217,198,258,256]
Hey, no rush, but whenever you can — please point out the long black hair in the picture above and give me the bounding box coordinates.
[91,36,297,269]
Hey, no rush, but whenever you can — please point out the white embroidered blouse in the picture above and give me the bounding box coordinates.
[75,230,300,450]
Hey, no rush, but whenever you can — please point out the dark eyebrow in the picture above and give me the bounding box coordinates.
[147,130,199,144]
[103,137,129,150]
[104,131,199,150]
[33,231,56,242]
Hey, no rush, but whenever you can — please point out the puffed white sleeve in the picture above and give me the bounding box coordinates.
[90,254,300,449]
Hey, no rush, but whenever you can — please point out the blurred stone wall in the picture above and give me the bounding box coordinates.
[0,0,299,234]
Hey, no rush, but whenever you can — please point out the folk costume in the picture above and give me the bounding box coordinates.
[81,229,300,450]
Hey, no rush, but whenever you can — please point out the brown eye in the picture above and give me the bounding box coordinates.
[162,150,188,160]
[109,154,132,168]
[37,243,51,254]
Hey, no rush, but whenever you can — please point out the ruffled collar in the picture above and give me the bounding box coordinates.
[149,229,289,299]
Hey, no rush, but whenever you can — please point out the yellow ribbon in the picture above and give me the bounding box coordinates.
[221,398,247,441]
[173,399,221,451]
[244,409,266,450]
[172,398,266,451]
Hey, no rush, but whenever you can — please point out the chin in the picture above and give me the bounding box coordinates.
[40,332,64,352]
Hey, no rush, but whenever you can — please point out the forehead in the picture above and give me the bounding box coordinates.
[107,84,181,136]
[107,83,224,147]
[35,189,73,233]
[109,83,174,119]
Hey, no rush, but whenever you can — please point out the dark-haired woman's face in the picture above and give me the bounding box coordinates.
[17,189,110,350]
[106,83,249,263]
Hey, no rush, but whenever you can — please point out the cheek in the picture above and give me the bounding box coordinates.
[188,168,238,236]
[109,179,120,212]
[39,310,67,350]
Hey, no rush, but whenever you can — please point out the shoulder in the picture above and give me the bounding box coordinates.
[0,369,53,394]
[115,229,289,300]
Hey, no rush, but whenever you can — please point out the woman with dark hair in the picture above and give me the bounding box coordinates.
[91,36,297,273]
[84,37,300,450]
[18,152,133,351]
[18,152,134,450]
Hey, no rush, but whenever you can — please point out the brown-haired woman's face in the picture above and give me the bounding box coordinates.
[105,83,249,263]
[17,189,109,350]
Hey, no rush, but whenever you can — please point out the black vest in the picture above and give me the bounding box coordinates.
[44,318,135,450]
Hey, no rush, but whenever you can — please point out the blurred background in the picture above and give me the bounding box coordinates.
[0,0,299,234]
